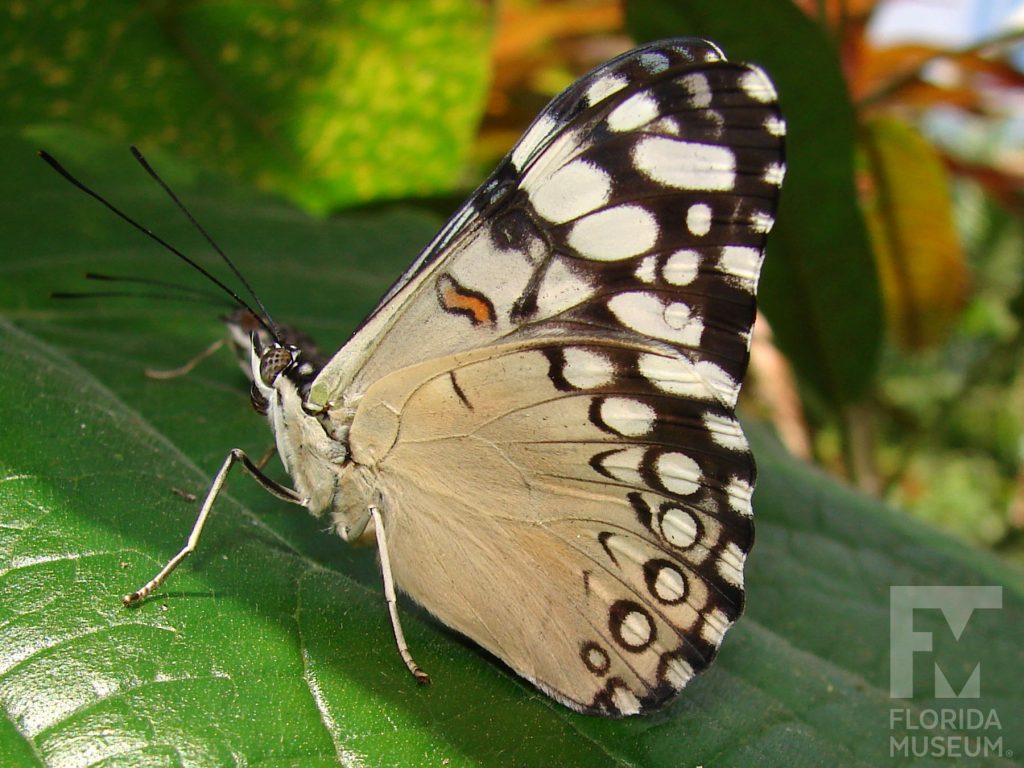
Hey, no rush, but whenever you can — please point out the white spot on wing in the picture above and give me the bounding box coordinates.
[622,610,653,646]
[612,686,641,716]
[600,397,655,437]
[607,292,704,348]
[739,66,778,103]
[634,136,736,191]
[703,412,748,451]
[653,564,686,601]
[586,73,628,106]
[696,361,740,406]
[751,211,775,234]
[448,235,535,323]
[765,115,786,136]
[655,452,702,496]
[637,354,714,400]
[663,250,700,285]
[511,114,558,170]
[663,656,694,688]
[725,476,753,516]
[634,255,657,283]
[717,542,745,587]
[719,246,762,289]
[607,92,660,132]
[529,160,611,224]
[568,205,659,261]
[686,203,712,236]
[682,73,712,108]
[598,447,645,486]
[535,258,594,317]
[700,608,730,646]
[639,51,670,73]
[661,506,698,548]
[636,355,739,405]
[764,161,786,186]
[562,348,613,389]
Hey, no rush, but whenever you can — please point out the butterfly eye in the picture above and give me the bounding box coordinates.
[258,346,294,386]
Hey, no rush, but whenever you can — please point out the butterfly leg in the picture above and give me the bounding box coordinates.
[144,337,226,380]
[369,504,431,685]
[122,448,303,607]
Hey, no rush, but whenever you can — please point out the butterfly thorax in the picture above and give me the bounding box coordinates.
[250,336,376,540]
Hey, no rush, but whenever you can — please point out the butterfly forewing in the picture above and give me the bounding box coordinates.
[319,38,784,715]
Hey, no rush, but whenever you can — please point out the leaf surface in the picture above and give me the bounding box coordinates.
[0,3,491,213]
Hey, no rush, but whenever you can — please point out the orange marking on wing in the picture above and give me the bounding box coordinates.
[441,281,496,325]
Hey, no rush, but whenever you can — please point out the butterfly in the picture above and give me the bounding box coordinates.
[44,37,785,717]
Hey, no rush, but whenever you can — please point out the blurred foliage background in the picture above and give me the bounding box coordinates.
[6,0,1020,560]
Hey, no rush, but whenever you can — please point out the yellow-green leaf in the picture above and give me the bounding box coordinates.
[861,117,970,350]
[0,1,493,214]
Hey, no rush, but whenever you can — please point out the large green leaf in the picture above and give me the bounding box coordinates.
[628,0,884,412]
[1,131,1020,766]
[0,2,491,213]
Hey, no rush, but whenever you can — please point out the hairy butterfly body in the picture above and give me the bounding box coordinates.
[56,38,785,717]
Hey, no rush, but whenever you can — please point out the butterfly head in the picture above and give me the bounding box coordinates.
[238,303,323,411]
[247,331,323,416]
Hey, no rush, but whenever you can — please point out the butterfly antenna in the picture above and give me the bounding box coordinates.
[37,150,281,343]
[86,272,229,303]
[128,145,282,341]
[51,289,228,304]
[51,273,230,305]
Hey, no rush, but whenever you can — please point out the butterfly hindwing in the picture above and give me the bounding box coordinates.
[315,38,785,715]
[346,333,753,714]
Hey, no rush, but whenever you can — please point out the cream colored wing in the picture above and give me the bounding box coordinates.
[347,337,752,716]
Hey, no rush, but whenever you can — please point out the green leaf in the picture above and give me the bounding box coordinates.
[1,129,1021,766]
[0,2,492,213]
[627,0,885,412]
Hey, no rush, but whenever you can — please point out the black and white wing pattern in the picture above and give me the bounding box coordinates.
[319,38,785,716]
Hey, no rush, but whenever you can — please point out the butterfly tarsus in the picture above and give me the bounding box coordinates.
[370,504,431,685]
[144,337,227,380]
[122,448,303,607]
[254,443,277,471]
